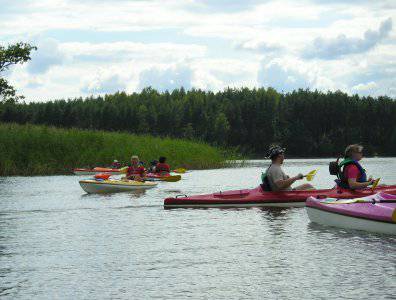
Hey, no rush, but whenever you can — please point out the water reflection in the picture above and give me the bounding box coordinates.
[307,222,396,243]
[80,189,147,199]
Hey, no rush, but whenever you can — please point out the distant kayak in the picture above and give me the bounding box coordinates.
[79,179,157,194]
[306,192,396,235]
[164,185,396,209]
[145,173,182,182]
[74,167,122,175]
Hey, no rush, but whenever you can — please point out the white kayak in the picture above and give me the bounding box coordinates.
[306,192,396,235]
[79,179,157,194]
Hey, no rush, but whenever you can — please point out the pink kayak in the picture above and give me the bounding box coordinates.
[73,167,122,175]
[306,192,396,235]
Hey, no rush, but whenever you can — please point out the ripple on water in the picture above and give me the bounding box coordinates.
[0,158,395,299]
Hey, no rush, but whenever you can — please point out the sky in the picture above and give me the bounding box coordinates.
[1,0,396,102]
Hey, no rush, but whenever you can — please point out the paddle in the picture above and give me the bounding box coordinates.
[304,169,317,181]
[371,178,380,191]
[173,168,186,174]
[324,198,396,204]
[159,175,181,182]
[118,166,128,173]
[145,175,181,182]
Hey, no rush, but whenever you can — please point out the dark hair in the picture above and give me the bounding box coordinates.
[266,145,285,160]
[159,156,166,163]
[150,160,158,166]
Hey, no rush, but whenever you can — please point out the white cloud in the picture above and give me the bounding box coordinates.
[27,38,65,74]
[352,81,377,92]
[1,0,396,100]
[138,65,193,91]
[62,42,206,63]
[81,73,126,94]
[303,18,393,59]
[257,59,311,92]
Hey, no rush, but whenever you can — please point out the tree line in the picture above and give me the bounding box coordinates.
[1,87,396,157]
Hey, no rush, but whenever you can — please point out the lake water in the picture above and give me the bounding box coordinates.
[0,158,395,299]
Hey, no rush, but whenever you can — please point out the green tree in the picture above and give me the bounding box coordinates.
[213,112,230,146]
[0,42,37,103]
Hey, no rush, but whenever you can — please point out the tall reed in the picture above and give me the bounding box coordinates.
[0,123,236,176]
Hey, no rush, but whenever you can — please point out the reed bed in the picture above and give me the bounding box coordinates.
[0,123,235,176]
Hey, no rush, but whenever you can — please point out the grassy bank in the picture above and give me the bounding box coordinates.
[0,123,237,176]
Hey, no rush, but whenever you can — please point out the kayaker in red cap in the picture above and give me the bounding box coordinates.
[337,144,375,189]
[261,145,314,191]
[125,155,145,181]
[155,156,171,175]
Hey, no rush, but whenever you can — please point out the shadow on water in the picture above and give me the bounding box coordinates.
[257,207,291,219]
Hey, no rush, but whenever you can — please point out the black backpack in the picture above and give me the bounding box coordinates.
[329,156,341,176]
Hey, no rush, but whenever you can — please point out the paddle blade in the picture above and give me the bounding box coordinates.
[161,175,182,182]
[324,199,368,204]
[305,169,317,181]
[371,178,380,191]
[173,168,186,174]
[119,166,128,173]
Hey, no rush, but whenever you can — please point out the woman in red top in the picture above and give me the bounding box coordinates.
[126,155,145,181]
[341,144,374,189]
[155,156,170,174]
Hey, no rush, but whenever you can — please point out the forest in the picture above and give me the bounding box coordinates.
[1,87,396,157]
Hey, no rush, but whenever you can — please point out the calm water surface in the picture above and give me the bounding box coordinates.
[0,158,395,299]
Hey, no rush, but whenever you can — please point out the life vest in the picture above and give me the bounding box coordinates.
[155,163,170,174]
[127,165,144,176]
[337,159,367,189]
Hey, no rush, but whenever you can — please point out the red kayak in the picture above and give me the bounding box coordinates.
[164,185,396,209]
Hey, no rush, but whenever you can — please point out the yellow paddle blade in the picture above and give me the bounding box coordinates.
[371,178,380,191]
[161,175,182,182]
[118,166,128,173]
[173,168,186,174]
[305,169,317,181]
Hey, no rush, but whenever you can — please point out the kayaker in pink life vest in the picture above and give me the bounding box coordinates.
[261,145,314,191]
[337,144,375,189]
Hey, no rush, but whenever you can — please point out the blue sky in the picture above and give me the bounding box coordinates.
[1,0,395,101]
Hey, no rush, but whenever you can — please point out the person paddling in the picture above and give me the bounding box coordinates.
[261,145,314,191]
[125,155,145,181]
[110,159,121,169]
[336,144,375,189]
[148,160,158,173]
[155,157,170,175]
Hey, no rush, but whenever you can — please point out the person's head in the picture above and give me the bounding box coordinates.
[159,156,166,164]
[150,160,158,166]
[131,155,139,165]
[344,144,363,161]
[266,145,286,164]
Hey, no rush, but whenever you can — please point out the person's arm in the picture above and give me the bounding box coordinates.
[274,174,303,189]
[348,178,374,189]
[345,165,373,189]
